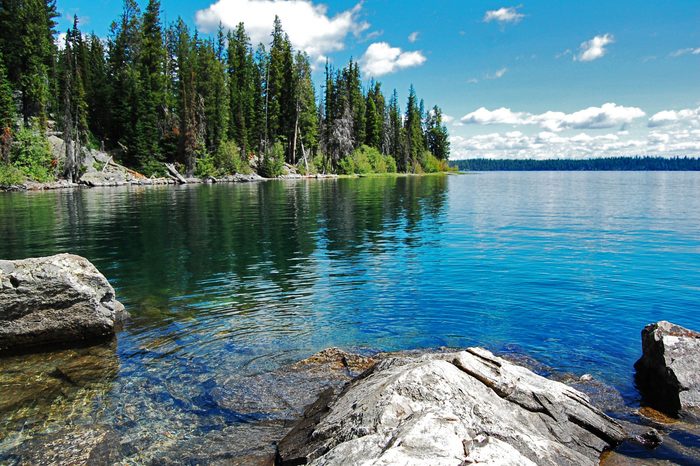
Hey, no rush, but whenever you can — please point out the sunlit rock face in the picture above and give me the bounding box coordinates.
[635,321,700,418]
[278,348,626,466]
[0,253,126,354]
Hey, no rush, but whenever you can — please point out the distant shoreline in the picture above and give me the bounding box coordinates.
[452,157,700,171]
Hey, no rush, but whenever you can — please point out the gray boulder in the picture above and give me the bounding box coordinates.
[635,321,700,417]
[0,254,125,354]
[278,347,625,466]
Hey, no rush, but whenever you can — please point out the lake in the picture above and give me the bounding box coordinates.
[2,172,700,462]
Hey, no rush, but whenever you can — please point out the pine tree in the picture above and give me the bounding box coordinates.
[228,23,255,156]
[386,89,402,167]
[85,34,110,143]
[59,16,89,181]
[135,0,167,169]
[196,37,227,155]
[404,85,425,171]
[0,51,15,163]
[266,16,295,159]
[108,0,142,163]
[173,18,203,175]
[364,82,384,150]
[0,0,55,125]
[292,51,318,166]
[426,105,450,160]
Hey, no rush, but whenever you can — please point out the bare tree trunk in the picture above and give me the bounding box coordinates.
[292,99,299,166]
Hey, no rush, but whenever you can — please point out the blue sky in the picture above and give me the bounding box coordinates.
[57,0,700,159]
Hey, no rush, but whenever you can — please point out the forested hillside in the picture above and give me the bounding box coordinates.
[0,0,451,184]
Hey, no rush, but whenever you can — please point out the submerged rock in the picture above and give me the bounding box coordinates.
[0,254,125,354]
[277,347,625,466]
[634,321,700,417]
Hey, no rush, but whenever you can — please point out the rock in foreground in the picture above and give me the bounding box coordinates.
[278,347,625,466]
[635,321,700,417]
[0,254,125,354]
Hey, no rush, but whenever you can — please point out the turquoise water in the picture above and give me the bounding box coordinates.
[1,172,700,461]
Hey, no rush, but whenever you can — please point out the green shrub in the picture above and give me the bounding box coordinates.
[296,157,317,176]
[11,126,54,182]
[0,163,25,185]
[259,141,285,178]
[385,154,397,173]
[340,145,388,175]
[140,159,167,177]
[421,151,452,173]
[195,153,218,178]
[313,153,331,174]
[216,140,252,175]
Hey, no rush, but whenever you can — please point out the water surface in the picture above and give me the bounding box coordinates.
[1,172,700,462]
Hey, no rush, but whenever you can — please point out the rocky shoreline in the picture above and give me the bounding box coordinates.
[1,255,700,464]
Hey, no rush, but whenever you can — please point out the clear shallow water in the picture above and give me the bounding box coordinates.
[1,172,700,462]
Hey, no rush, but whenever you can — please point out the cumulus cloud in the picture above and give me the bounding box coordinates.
[461,107,525,125]
[360,42,426,77]
[483,6,524,24]
[576,34,614,62]
[670,47,700,57]
[460,103,645,132]
[195,0,368,59]
[408,31,420,43]
[648,107,700,127]
[447,129,690,160]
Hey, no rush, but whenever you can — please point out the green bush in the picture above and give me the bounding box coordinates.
[340,145,398,175]
[140,159,167,177]
[421,151,452,173]
[259,141,285,178]
[0,163,25,185]
[296,157,317,176]
[385,154,397,173]
[216,140,252,175]
[195,153,218,178]
[11,126,54,182]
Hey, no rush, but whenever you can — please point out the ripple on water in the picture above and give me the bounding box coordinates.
[0,173,699,462]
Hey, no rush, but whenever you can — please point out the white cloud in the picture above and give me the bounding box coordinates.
[448,129,674,160]
[576,34,614,62]
[442,114,455,124]
[460,103,645,132]
[648,107,700,127]
[408,31,420,43]
[360,42,426,77]
[483,6,524,24]
[56,32,67,51]
[485,67,508,80]
[195,0,368,59]
[670,47,700,57]
[452,104,700,159]
[461,107,526,125]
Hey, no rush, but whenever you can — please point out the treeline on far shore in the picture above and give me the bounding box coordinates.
[452,157,700,172]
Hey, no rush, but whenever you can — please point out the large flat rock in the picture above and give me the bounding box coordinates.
[0,254,125,354]
[278,347,625,466]
[635,321,700,417]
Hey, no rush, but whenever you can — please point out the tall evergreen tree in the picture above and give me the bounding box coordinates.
[59,16,89,181]
[404,85,425,171]
[0,0,56,125]
[108,0,142,163]
[173,18,203,175]
[0,51,14,163]
[426,105,450,160]
[227,23,255,156]
[135,0,167,168]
